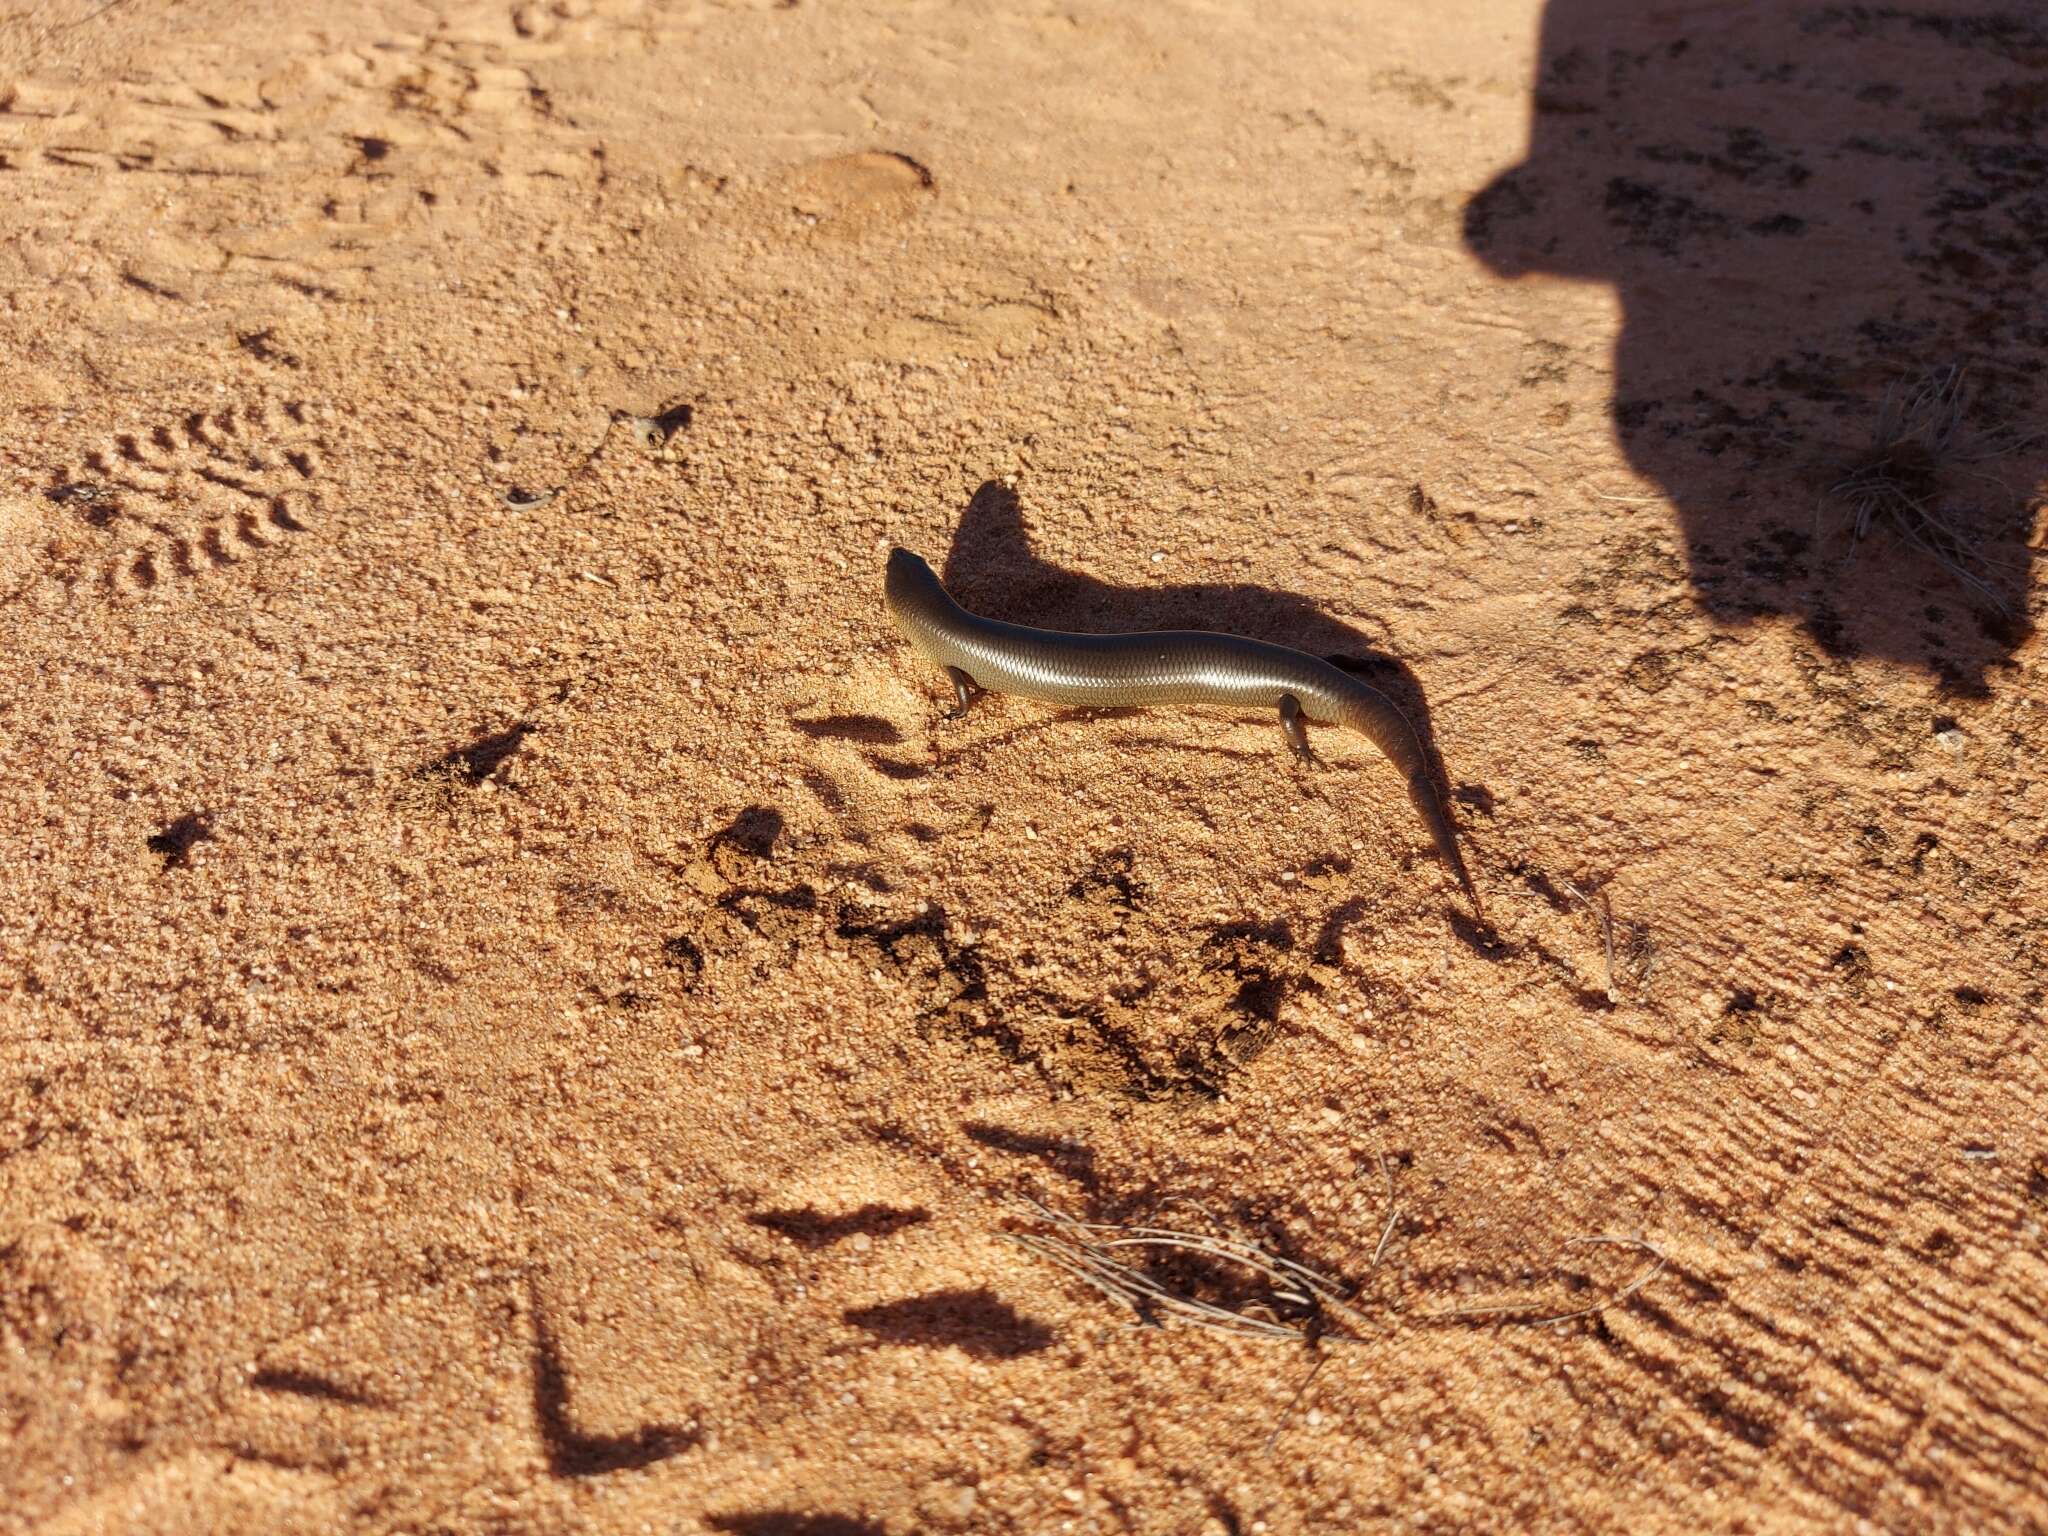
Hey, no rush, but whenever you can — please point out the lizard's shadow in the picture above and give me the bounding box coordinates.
[935,480,1477,819]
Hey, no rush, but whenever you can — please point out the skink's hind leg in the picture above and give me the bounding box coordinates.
[944,666,977,719]
[1278,693,1318,765]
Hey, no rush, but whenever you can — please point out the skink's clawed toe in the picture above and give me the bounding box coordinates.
[1277,693,1317,766]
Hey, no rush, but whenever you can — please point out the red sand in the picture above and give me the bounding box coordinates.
[3,2,2045,1532]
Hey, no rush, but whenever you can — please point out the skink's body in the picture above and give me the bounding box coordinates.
[885,547,1477,908]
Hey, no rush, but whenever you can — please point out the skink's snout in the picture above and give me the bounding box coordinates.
[885,546,939,600]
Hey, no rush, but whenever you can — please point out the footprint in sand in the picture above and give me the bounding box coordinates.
[46,397,332,597]
[788,150,936,234]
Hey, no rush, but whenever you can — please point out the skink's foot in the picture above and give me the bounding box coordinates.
[944,665,977,720]
[1278,693,1318,765]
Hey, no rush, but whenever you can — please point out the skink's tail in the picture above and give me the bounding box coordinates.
[1410,773,1480,917]
[1335,680,1481,916]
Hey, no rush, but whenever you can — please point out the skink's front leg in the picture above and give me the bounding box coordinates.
[944,666,977,719]
[1278,693,1317,764]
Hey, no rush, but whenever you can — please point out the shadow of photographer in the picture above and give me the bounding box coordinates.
[1465,2,2044,688]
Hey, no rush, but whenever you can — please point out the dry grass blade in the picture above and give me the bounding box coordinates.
[1263,1353,1329,1455]
[1428,1234,1669,1327]
[1558,876,1619,1004]
[1002,1231,1306,1339]
[1822,363,2026,615]
[1558,876,1655,1000]
[1002,1197,1369,1342]
[1371,1153,1401,1268]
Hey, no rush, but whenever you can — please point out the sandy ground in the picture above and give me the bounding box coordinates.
[4,1,2047,1532]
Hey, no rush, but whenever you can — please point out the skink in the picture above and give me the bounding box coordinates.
[884,547,1477,909]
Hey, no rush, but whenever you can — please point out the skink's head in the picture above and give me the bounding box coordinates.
[885,547,956,630]
[887,546,931,580]
[885,546,938,604]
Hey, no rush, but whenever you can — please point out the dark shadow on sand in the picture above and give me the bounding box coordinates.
[1464,3,2044,690]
